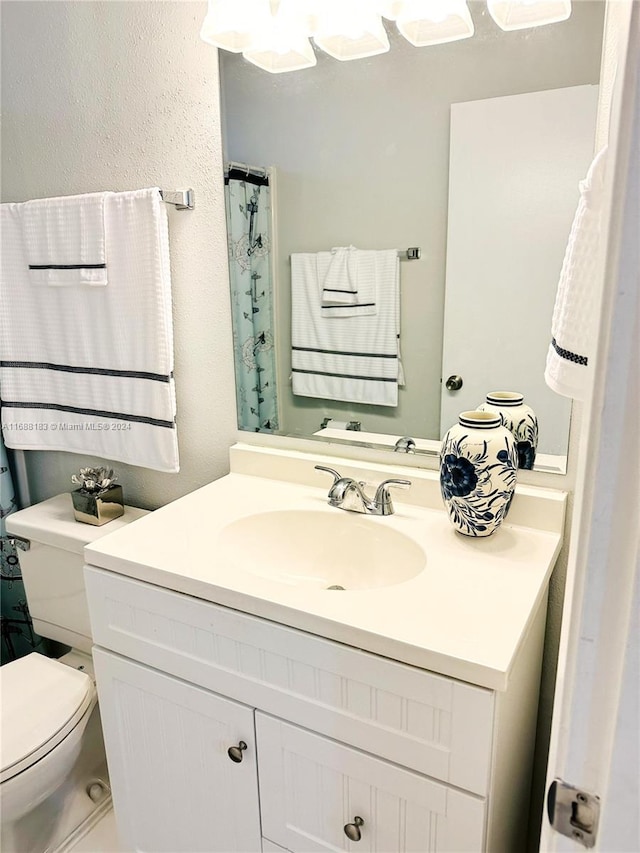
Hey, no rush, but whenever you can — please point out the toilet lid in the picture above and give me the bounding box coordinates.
[0,653,95,782]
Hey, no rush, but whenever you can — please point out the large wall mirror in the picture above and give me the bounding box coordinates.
[220,1,605,474]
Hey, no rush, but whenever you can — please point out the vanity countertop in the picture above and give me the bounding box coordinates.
[85,453,565,691]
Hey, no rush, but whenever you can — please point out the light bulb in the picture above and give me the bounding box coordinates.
[200,0,271,53]
[396,0,474,47]
[243,0,317,72]
[314,0,390,61]
[487,0,571,31]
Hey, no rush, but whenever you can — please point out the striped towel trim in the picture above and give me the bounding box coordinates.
[28,263,106,270]
[0,360,172,383]
[0,361,173,382]
[551,337,588,366]
[292,346,396,359]
[292,368,396,383]
[321,303,376,310]
[1,400,175,429]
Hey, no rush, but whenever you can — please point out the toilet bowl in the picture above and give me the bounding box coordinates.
[2,494,147,852]
[1,653,96,822]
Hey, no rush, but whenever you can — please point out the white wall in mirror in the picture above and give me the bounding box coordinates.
[220,1,605,471]
[441,84,599,456]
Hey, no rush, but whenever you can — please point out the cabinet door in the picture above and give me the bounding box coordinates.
[93,649,261,853]
[257,713,485,853]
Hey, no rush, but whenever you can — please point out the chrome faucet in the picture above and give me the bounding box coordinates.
[394,436,416,454]
[315,466,411,516]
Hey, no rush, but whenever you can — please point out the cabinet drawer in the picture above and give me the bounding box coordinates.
[257,713,486,853]
[86,567,494,794]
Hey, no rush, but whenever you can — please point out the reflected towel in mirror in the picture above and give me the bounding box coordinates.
[320,246,376,317]
[321,246,382,318]
[291,250,402,406]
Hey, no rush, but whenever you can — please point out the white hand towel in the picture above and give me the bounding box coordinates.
[0,188,179,472]
[291,251,401,407]
[545,147,608,400]
[321,246,358,306]
[21,192,108,286]
[321,247,380,318]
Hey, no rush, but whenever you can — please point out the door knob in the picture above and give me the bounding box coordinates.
[343,816,364,842]
[227,741,247,763]
[445,374,463,391]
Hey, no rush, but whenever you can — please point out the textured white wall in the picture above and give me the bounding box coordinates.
[1,1,236,509]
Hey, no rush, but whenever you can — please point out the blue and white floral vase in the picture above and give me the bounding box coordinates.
[440,411,518,537]
[477,391,538,470]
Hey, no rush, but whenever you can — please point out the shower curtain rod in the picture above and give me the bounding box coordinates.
[226,161,269,179]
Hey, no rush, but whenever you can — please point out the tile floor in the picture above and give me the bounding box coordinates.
[67,809,120,853]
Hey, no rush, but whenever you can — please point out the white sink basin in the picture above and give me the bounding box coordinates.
[83,461,566,688]
[216,510,426,590]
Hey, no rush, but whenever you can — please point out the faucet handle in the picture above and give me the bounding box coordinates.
[314,465,343,487]
[374,478,412,515]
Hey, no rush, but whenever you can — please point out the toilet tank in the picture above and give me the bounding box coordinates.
[6,494,148,653]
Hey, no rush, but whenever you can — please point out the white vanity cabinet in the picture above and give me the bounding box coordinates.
[86,565,548,853]
[91,649,262,853]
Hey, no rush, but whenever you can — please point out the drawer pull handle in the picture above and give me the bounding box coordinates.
[344,816,364,842]
[227,741,248,763]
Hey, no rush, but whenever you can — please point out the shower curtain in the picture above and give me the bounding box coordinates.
[225,171,279,432]
[0,440,48,664]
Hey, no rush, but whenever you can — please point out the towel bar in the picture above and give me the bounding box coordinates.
[160,189,195,210]
[289,247,421,262]
[402,247,421,261]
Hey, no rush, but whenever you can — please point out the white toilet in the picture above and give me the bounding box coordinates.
[1,494,147,852]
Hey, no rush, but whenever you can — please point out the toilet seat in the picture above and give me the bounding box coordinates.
[0,653,95,783]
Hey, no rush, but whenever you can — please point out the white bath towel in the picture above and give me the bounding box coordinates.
[291,250,402,406]
[21,192,108,286]
[0,188,179,472]
[545,147,608,400]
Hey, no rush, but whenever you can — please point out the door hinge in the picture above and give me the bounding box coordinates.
[547,779,600,848]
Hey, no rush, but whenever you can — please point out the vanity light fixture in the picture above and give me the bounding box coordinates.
[201,0,573,73]
[396,0,474,47]
[486,0,571,31]
[243,0,317,73]
[313,0,391,61]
